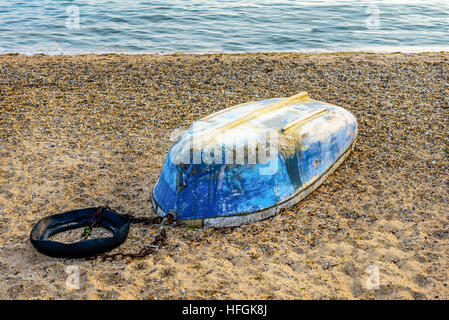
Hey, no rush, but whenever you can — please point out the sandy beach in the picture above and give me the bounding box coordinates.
[0,52,448,299]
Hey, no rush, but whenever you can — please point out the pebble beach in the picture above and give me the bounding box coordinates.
[0,52,448,299]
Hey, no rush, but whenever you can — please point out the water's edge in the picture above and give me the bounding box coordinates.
[2,46,449,56]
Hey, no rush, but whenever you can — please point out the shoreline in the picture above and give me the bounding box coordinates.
[2,46,449,57]
[0,52,448,299]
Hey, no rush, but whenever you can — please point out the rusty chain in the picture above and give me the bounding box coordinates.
[83,206,176,261]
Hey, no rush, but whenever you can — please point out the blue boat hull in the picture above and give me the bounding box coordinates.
[152,92,358,227]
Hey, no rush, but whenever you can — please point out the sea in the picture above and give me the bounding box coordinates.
[0,0,448,55]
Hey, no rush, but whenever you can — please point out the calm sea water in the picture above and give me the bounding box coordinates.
[0,0,448,54]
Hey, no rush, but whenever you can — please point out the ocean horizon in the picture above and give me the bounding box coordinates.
[1,0,449,55]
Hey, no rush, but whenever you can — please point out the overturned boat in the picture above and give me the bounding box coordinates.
[152,92,358,227]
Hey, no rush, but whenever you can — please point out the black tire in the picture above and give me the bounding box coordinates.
[30,208,130,258]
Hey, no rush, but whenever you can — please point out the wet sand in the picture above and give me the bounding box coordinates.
[0,52,448,299]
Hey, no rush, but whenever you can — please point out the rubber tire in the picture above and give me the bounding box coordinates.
[30,208,130,259]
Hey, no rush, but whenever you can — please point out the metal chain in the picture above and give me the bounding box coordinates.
[81,205,107,240]
[83,206,175,261]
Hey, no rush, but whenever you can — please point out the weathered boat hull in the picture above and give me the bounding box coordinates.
[152,92,358,227]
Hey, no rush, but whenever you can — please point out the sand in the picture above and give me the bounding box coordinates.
[0,52,448,300]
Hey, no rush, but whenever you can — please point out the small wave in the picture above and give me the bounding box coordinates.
[1,45,449,56]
